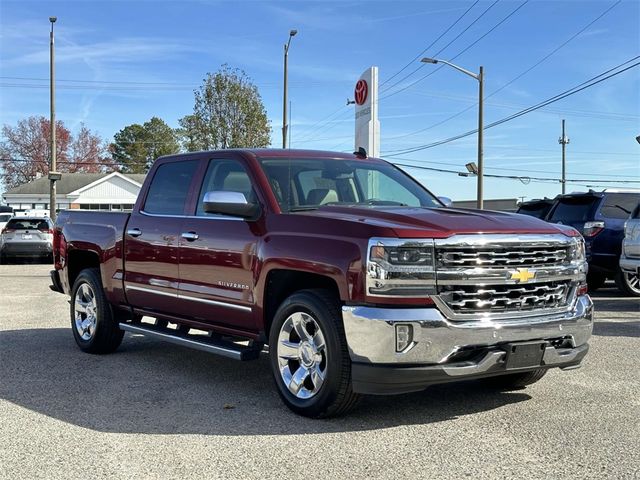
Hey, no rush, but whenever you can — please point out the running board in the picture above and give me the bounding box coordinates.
[119,323,262,361]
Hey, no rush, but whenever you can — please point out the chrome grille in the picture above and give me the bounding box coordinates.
[438,246,569,269]
[439,281,572,314]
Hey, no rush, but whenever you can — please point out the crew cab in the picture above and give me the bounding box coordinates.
[50,149,592,417]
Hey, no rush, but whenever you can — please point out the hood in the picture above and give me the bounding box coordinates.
[296,205,571,238]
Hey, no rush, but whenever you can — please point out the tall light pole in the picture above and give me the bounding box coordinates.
[558,119,569,195]
[282,29,297,149]
[49,16,58,220]
[422,58,484,209]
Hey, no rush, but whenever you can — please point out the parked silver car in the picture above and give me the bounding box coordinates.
[619,204,640,296]
[0,217,54,263]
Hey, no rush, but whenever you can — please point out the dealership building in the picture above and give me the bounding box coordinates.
[2,172,145,212]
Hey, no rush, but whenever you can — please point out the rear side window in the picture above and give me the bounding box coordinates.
[548,196,599,223]
[599,193,640,219]
[0,214,12,222]
[144,161,199,215]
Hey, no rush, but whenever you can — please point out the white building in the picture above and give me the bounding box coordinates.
[2,172,146,212]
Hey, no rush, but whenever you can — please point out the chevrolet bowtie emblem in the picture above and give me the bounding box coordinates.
[511,268,535,283]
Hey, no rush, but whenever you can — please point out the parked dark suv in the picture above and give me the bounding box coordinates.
[545,190,640,296]
[516,198,556,219]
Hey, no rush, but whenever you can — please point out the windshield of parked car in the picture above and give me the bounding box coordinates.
[548,196,599,223]
[257,157,442,212]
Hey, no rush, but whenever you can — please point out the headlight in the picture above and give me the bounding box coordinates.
[568,237,586,262]
[366,238,436,297]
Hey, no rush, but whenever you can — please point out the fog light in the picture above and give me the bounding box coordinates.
[395,324,413,352]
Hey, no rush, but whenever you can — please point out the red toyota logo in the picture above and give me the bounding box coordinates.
[354,79,368,106]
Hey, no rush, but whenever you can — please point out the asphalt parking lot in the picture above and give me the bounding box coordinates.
[1,263,638,479]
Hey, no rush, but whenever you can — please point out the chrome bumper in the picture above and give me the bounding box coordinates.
[342,295,593,394]
[620,255,640,273]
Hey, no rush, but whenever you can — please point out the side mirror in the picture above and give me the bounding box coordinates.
[202,191,260,219]
[438,196,453,207]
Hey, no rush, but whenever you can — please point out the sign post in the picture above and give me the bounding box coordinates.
[354,66,380,158]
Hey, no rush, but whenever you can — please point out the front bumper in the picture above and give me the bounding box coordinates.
[342,295,593,395]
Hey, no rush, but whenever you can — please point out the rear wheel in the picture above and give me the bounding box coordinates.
[70,268,124,354]
[615,268,640,297]
[484,369,547,390]
[269,289,360,418]
[586,271,606,291]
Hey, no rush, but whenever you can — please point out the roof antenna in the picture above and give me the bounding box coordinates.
[353,147,367,158]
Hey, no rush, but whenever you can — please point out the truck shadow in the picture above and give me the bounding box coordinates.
[0,328,531,436]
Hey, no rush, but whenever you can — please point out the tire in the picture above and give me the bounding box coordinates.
[268,289,360,418]
[614,268,640,297]
[484,368,547,390]
[586,271,606,291]
[70,268,124,354]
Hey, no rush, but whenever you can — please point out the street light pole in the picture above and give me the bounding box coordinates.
[49,16,57,220]
[421,58,484,208]
[282,29,297,149]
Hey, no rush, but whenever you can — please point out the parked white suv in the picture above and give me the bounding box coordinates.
[619,204,640,295]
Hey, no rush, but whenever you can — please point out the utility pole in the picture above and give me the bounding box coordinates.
[558,119,570,195]
[477,65,484,209]
[282,29,297,149]
[49,16,58,220]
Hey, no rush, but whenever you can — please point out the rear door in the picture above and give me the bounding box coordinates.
[178,157,261,331]
[123,159,200,316]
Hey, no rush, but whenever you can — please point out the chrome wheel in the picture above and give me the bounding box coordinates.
[276,311,327,399]
[74,283,97,341]
[623,271,640,294]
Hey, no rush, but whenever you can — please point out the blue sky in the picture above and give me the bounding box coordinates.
[1,0,638,201]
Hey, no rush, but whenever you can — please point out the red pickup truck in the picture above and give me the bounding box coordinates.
[50,149,593,417]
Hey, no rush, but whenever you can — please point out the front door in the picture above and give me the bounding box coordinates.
[123,159,200,317]
[178,158,260,331]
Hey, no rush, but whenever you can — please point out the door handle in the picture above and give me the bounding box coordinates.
[181,231,199,242]
[127,228,142,238]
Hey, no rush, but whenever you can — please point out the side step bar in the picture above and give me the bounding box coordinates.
[119,323,262,361]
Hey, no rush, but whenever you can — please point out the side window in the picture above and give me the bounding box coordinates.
[143,160,199,215]
[197,159,255,216]
[600,194,640,219]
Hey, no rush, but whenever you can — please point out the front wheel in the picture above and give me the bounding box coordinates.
[268,289,360,418]
[615,268,640,297]
[70,268,124,354]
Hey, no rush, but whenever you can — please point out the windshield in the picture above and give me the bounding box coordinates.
[548,196,599,223]
[257,157,442,212]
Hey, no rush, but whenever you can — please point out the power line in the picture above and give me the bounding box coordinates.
[393,162,640,189]
[383,56,640,157]
[384,0,623,141]
[380,0,529,102]
[379,0,481,88]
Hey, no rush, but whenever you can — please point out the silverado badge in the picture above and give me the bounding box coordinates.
[510,268,536,283]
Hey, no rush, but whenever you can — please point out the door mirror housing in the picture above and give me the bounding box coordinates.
[202,191,260,219]
[438,196,453,207]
